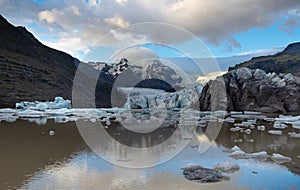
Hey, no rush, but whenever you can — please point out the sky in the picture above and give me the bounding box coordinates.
[0,0,300,62]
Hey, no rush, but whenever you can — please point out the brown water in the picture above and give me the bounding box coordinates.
[0,119,300,190]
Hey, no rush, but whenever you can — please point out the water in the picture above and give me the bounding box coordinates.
[1,116,300,190]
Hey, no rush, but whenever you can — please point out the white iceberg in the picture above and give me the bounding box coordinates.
[16,97,71,110]
[0,108,17,113]
[291,121,300,129]
[230,150,267,160]
[273,121,287,129]
[213,161,240,173]
[271,153,292,164]
[257,125,266,131]
[268,130,283,135]
[18,110,45,118]
[288,132,300,138]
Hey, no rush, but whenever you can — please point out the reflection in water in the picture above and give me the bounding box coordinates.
[0,117,300,189]
[214,122,300,175]
[0,120,86,190]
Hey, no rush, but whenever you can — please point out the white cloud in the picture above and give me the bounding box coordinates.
[111,46,159,63]
[237,47,285,57]
[104,16,130,28]
[0,0,299,59]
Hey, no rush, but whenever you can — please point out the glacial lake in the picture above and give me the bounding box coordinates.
[1,111,300,190]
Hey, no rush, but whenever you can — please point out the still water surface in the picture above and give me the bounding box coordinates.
[1,119,300,190]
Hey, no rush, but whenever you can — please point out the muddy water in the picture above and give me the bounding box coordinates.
[0,119,300,190]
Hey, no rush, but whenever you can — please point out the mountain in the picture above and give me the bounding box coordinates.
[0,15,184,108]
[87,58,184,88]
[229,42,300,76]
[199,42,300,113]
[0,15,78,108]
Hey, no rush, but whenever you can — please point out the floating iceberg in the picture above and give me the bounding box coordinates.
[273,121,288,129]
[0,108,17,114]
[213,161,240,173]
[288,132,300,138]
[268,130,283,135]
[271,153,292,164]
[230,150,268,160]
[257,125,266,131]
[16,97,71,110]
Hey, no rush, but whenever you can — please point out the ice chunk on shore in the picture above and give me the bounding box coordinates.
[271,153,292,164]
[213,161,240,173]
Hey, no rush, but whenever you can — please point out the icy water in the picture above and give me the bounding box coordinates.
[1,115,300,190]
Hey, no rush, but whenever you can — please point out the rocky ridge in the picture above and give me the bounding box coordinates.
[200,67,300,113]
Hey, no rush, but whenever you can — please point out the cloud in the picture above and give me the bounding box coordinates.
[280,10,300,35]
[0,0,300,58]
[104,16,130,28]
[111,46,159,63]
[237,47,285,57]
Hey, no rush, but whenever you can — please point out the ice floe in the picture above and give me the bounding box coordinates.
[213,161,240,173]
[257,125,266,131]
[230,150,268,160]
[268,130,283,135]
[288,132,300,138]
[16,97,71,110]
[271,153,292,164]
[273,121,288,129]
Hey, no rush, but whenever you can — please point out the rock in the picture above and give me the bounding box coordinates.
[236,67,253,81]
[253,69,266,80]
[181,165,224,183]
[200,67,300,113]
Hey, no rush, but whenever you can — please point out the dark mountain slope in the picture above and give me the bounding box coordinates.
[0,15,78,108]
[229,42,300,76]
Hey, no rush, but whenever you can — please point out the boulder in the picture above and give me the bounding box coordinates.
[200,68,300,113]
[181,165,225,183]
